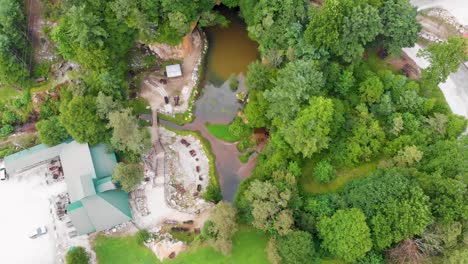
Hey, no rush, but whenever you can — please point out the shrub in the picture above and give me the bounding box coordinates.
[201,220,215,239]
[2,110,19,125]
[203,184,222,203]
[314,160,336,184]
[135,230,151,245]
[112,163,144,192]
[228,117,251,139]
[33,61,51,78]
[0,125,15,138]
[229,74,239,91]
[237,139,254,152]
[66,246,89,264]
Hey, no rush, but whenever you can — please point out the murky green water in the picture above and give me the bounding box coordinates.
[205,9,259,82]
[162,8,260,202]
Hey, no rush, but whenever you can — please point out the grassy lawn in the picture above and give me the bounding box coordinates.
[301,159,379,194]
[364,50,400,74]
[205,123,239,142]
[93,226,269,264]
[0,86,21,101]
[167,226,270,264]
[93,235,161,264]
[127,98,152,115]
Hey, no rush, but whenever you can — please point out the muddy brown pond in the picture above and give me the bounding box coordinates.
[162,8,259,201]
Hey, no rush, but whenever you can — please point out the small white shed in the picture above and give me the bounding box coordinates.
[166,64,182,78]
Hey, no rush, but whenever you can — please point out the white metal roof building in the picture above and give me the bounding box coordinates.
[3,141,132,235]
[166,64,182,78]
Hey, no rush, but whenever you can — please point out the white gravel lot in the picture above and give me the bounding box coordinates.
[0,164,66,264]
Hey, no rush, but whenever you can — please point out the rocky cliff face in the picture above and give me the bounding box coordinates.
[149,22,197,60]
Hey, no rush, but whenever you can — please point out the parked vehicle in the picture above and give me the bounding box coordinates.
[29,226,47,238]
[0,168,7,181]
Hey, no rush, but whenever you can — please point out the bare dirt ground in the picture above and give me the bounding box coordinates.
[26,0,55,63]
[140,31,203,115]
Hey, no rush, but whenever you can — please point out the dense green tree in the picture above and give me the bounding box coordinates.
[359,76,384,104]
[0,0,30,86]
[244,91,269,128]
[246,61,275,92]
[245,0,308,56]
[108,108,151,155]
[277,231,315,264]
[96,92,121,119]
[418,173,467,223]
[313,160,336,184]
[112,162,144,192]
[419,136,468,179]
[379,0,420,54]
[1,110,18,125]
[266,238,281,264]
[244,180,293,235]
[66,246,89,264]
[0,36,29,87]
[393,145,423,166]
[345,171,432,249]
[317,208,372,262]
[303,193,340,218]
[60,96,107,145]
[264,60,325,122]
[228,117,252,139]
[305,0,382,62]
[135,229,151,245]
[356,251,385,264]
[36,117,70,146]
[344,105,386,163]
[207,201,238,255]
[282,97,334,158]
[418,37,468,86]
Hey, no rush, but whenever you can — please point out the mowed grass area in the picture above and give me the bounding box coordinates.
[167,226,270,264]
[93,226,269,264]
[205,123,239,142]
[0,86,21,101]
[301,159,379,194]
[93,235,161,264]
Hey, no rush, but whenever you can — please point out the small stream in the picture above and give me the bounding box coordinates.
[162,7,259,201]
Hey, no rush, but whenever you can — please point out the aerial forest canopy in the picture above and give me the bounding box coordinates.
[0,0,467,263]
[229,0,467,263]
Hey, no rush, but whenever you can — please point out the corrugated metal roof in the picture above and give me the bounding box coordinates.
[80,174,97,198]
[166,64,182,78]
[5,140,131,235]
[98,190,132,218]
[82,191,131,232]
[89,144,117,179]
[95,177,116,193]
[60,141,97,202]
[4,143,65,174]
[68,206,96,235]
[67,200,83,212]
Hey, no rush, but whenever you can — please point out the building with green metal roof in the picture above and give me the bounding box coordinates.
[3,141,132,235]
